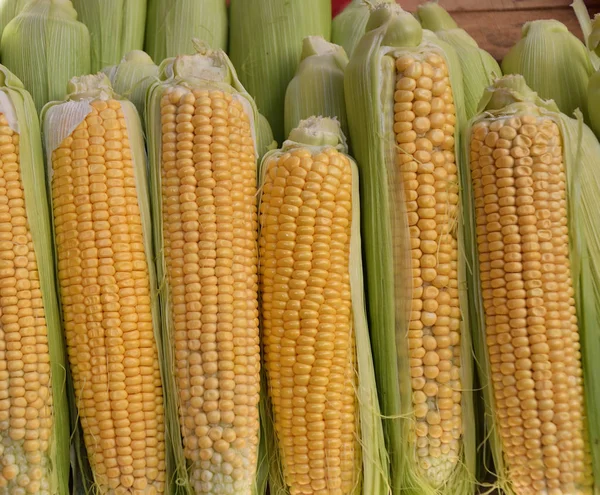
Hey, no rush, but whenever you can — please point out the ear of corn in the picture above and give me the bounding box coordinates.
[284,36,349,142]
[145,0,227,63]
[70,0,146,73]
[464,73,600,495]
[101,50,159,124]
[42,73,167,494]
[331,0,394,59]
[0,0,28,43]
[0,63,69,495]
[146,42,263,495]
[258,116,390,495]
[229,0,331,143]
[0,0,91,113]
[501,20,593,124]
[417,2,501,121]
[345,5,476,493]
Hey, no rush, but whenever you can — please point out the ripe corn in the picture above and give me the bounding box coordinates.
[345,5,475,493]
[229,0,331,143]
[0,0,90,113]
[258,117,388,495]
[0,65,69,495]
[465,74,600,495]
[43,74,166,494]
[146,46,262,494]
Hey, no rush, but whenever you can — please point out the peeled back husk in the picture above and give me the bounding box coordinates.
[71,0,146,72]
[257,112,277,160]
[0,0,90,113]
[284,36,349,140]
[258,117,390,495]
[0,63,70,495]
[417,1,501,120]
[229,0,331,143]
[345,4,476,494]
[501,20,593,123]
[463,74,600,495]
[0,0,28,41]
[101,50,158,122]
[332,0,394,59]
[145,0,227,63]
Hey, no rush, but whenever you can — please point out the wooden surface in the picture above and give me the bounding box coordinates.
[403,0,600,60]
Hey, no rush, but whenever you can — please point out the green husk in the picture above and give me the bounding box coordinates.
[417,1,501,120]
[257,112,277,160]
[284,36,349,140]
[464,73,600,495]
[501,19,593,123]
[0,0,90,113]
[0,64,70,495]
[332,0,394,58]
[229,0,331,143]
[71,0,145,72]
[345,4,476,494]
[146,42,264,495]
[101,50,158,122]
[40,74,167,494]
[145,0,227,63]
[258,117,390,495]
[0,0,28,40]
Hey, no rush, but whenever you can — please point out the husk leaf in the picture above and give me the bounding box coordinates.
[344,4,475,494]
[0,0,28,40]
[229,0,331,143]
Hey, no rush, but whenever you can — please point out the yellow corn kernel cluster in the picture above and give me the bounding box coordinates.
[159,86,260,494]
[394,52,463,483]
[51,99,166,494]
[0,113,53,494]
[470,114,593,494]
[259,146,358,495]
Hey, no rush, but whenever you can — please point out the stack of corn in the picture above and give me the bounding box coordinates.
[146,44,263,494]
[0,64,69,495]
[464,74,600,495]
[43,73,167,494]
[258,117,389,495]
[345,4,476,494]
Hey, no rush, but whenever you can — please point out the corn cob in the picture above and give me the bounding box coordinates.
[258,117,389,495]
[502,20,593,124]
[42,73,166,494]
[464,74,600,495]
[145,0,227,63]
[0,64,69,495]
[0,0,90,113]
[345,5,476,493]
[70,0,146,73]
[229,0,331,143]
[284,36,349,141]
[101,50,159,124]
[146,44,262,494]
[332,0,394,59]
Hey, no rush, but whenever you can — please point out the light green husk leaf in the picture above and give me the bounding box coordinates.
[41,73,167,494]
[417,1,501,120]
[71,0,145,72]
[257,112,277,160]
[258,116,390,495]
[345,4,476,494]
[501,19,593,124]
[101,50,158,122]
[145,42,264,495]
[0,0,28,40]
[0,64,69,495]
[0,0,90,113]
[332,0,394,58]
[229,0,331,143]
[465,74,600,495]
[284,36,349,140]
[145,0,227,64]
